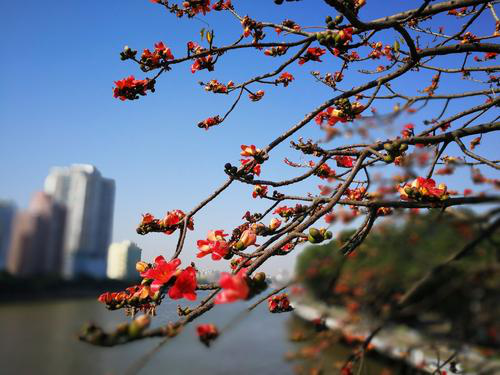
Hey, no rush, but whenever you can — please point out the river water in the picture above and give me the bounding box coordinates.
[0,293,394,375]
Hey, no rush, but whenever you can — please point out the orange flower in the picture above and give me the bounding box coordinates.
[240,144,261,157]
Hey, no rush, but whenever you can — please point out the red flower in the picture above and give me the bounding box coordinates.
[401,123,415,137]
[269,218,281,230]
[248,90,265,102]
[240,144,261,157]
[252,184,268,198]
[338,27,353,43]
[113,75,155,101]
[141,256,181,292]
[276,72,294,87]
[204,79,233,94]
[191,55,214,73]
[315,107,347,126]
[197,230,230,260]
[240,158,261,176]
[335,155,354,168]
[234,229,257,250]
[215,270,250,304]
[212,0,231,10]
[182,0,211,15]
[298,47,326,65]
[168,266,197,300]
[274,205,294,219]
[484,52,498,60]
[315,163,336,180]
[399,177,449,201]
[264,45,288,57]
[196,323,219,346]
[141,213,155,225]
[198,115,223,130]
[162,209,194,234]
[268,293,293,313]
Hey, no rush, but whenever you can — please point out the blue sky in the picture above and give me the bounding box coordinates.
[1,1,498,274]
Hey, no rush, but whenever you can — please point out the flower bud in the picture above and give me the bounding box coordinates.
[253,272,266,284]
[136,261,149,273]
[269,218,282,231]
[308,234,322,244]
[384,155,394,163]
[399,143,408,152]
[116,322,129,335]
[324,231,333,240]
[309,227,321,240]
[240,229,257,248]
[383,143,394,152]
[135,315,151,330]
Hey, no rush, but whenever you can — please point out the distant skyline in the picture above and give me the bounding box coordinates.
[1,1,498,274]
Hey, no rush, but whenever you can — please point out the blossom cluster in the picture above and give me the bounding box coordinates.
[136,210,194,235]
[399,177,449,202]
[196,323,219,346]
[316,27,353,52]
[274,204,307,221]
[98,256,197,315]
[315,100,364,127]
[197,230,230,260]
[367,42,395,60]
[198,115,223,130]
[140,41,174,71]
[188,41,214,73]
[204,79,234,93]
[276,72,294,87]
[268,293,293,313]
[241,16,264,44]
[314,163,336,180]
[196,226,258,260]
[215,270,267,304]
[113,76,155,101]
[298,47,326,65]
[248,90,265,102]
[264,45,288,57]
[240,144,263,176]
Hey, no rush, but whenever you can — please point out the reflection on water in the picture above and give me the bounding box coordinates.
[0,294,295,375]
[0,294,399,375]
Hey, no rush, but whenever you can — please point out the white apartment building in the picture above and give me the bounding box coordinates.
[44,164,115,279]
[106,240,141,280]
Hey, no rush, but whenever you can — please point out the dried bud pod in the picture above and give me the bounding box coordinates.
[383,143,394,152]
[253,272,266,284]
[308,234,322,244]
[309,227,321,240]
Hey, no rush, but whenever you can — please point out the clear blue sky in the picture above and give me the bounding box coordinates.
[1,1,498,274]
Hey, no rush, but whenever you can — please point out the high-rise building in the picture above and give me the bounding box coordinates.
[6,193,66,276]
[0,200,16,270]
[44,164,115,279]
[106,240,141,280]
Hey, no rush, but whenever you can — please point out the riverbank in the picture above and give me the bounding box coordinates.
[0,272,138,303]
[292,294,500,375]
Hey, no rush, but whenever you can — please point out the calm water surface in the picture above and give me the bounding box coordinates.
[0,293,394,375]
[0,293,299,375]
